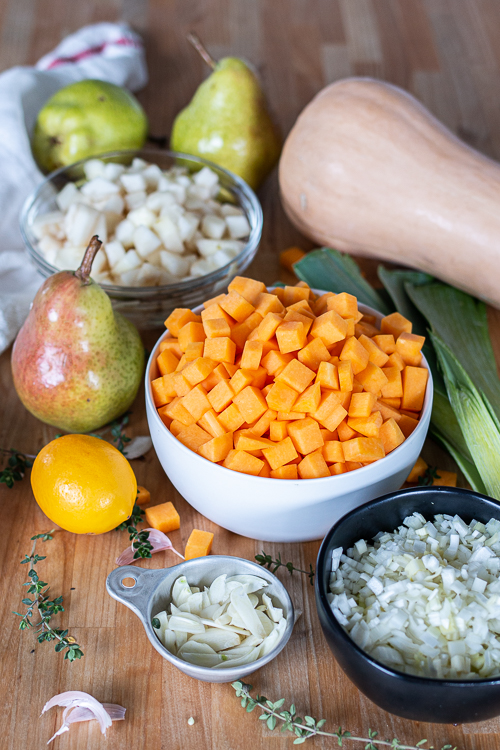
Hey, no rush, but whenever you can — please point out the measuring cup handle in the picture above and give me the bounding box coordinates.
[106,566,167,618]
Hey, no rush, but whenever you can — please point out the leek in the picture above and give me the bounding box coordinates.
[431,334,500,500]
[294,247,391,314]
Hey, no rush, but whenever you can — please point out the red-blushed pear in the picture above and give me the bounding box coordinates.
[11,237,144,433]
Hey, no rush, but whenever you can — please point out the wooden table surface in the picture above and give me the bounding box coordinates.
[2,1,500,748]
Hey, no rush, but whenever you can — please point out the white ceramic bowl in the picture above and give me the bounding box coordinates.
[145,298,433,542]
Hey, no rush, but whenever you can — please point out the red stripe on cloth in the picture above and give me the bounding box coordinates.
[46,37,142,69]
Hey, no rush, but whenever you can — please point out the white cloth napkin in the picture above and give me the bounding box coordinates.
[0,22,148,354]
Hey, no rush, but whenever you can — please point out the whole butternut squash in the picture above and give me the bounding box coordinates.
[279,78,500,307]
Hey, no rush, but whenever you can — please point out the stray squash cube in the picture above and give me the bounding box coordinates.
[223,449,264,476]
[136,486,151,506]
[407,456,428,483]
[298,451,330,479]
[433,470,457,487]
[145,501,180,533]
[287,417,324,455]
[185,529,214,560]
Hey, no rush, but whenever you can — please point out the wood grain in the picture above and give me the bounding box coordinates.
[1,1,500,748]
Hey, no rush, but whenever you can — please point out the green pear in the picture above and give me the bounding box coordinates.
[32,79,148,173]
[11,237,144,433]
[171,35,281,190]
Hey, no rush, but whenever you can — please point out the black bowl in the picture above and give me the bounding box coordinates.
[315,486,500,724]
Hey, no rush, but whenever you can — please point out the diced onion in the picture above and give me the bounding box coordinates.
[329,513,500,679]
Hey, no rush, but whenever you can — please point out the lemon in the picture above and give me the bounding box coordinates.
[31,435,137,534]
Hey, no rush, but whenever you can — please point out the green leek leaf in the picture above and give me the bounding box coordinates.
[294,248,391,314]
[430,426,487,495]
[431,333,500,500]
[407,283,500,422]
[377,267,433,336]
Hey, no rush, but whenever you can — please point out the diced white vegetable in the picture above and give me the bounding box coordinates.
[55,246,87,270]
[172,576,192,608]
[124,191,147,211]
[177,212,200,242]
[219,203,244,217]
[83,158,105,180]
[225,214,251,239]
[104,241,126,268]
[190,630,240,651]
[262,593,283,623]
[133,226,162,258]
[146,191,177,212]
[128,207,157,228]
[114,249,142,275]
[120,172,147,193]
[56,183,81,211]
[159,250,190,278]
[65,203,99,246]
[201,214,226,240]
[194,166,219,189]
[137,263,162,285]
[154,217,184,254]
[116,269,142,286]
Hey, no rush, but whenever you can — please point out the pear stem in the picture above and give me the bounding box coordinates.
[75,235,102,283]
[187,32,216,70]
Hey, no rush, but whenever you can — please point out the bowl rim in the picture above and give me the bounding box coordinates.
[19,147,263,294]
[145,296,433,487]
[108,554,295,678]
[315,485,500,686]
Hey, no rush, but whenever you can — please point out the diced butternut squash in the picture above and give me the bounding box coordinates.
[279,247,306,273]
[381,312,412,338]
[287,417,324,455]
[348,391,376,418]
[379,418,406,454]
[396,332,425,366]
[145,501,180,533]
[276,321,307,353]
[298,451,330,479]
[184,529,214,560]
[433,470,457,487]
[322,441,345,464]
[347,411,383,438]
[154,276,428,481]
[356,362,389,394]
[198,432,233,463]
[277,358,316,393]
[228,276,266,305]
[271,464,298,479]
[342,437,385,463]
[223,449,264,476]
[164,308,200,337]
[340,336,370,374]
[402,366,429,411]
[136,486,151,506]
[157,348,180,376]
[262,437,298,470]
[266,381,298,412]
[407,456,428,483]
[218,403,245,432]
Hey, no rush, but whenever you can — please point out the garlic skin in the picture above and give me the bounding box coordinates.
[41,691,125,744]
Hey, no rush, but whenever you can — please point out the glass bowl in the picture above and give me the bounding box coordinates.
[20,149,263,329]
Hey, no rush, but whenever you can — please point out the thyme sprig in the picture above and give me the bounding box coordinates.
[418,466,440,486]
[115,502,153,559]
[109,411,132,454]
[232,682,456,749]
[14,532,83,662]
[0,448,35,488]
[256,552,315,585]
